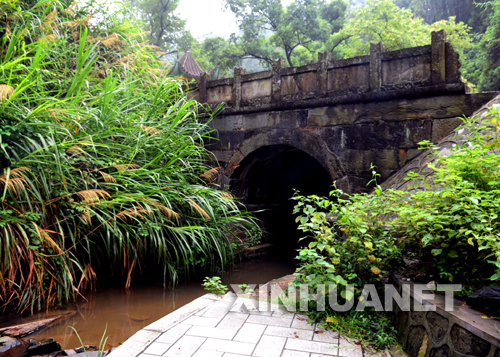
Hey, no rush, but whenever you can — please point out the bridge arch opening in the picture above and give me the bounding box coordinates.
[230,144,332,250]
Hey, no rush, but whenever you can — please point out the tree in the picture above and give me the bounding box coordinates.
[128,0,187,51]
[478,0,500,90]
[335,0,472,59]
[224,0,347,67]
[394,0,490,32]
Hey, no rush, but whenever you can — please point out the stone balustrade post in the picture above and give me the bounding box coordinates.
[431,30,447,84]
[198,72,210,103]
[271,59,285,103]
[370,42,385,91]
[317,51,332,97]
[232,67,246,110]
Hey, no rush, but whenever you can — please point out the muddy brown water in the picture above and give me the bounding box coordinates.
[0,257,296,351]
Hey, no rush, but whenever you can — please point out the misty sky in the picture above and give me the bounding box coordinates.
[177,0,295,39]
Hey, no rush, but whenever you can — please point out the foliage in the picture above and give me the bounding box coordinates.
[126,0,188,51]
[478,0,500,91]
[292,174,403,300]
[294,106,500,301]
[202,276,228,295]
[317,311,397,350]
[70,326,109,357]
[189,36,244,74]
[238,283,255,293]
[394,0,490,30]
[292,170,402,349]
[396,109,500,285]
[293,106,500,347]
[223,0,347,67]
[0,0,260,313]
[336,0,472,59]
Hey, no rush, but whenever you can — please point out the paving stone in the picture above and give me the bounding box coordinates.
[233,323,267,343]
[270,305,295,319]
[338,337,362,357]
[201,338,255,355]
[144,297,214,333]
[184,316,222,327]
[142,342,172,356]
[193,350,224,357]
[264,326,314,340]
[156,324,193,344]
[203,302,232,319]
[247,315,292,327]
[285,338,339,355]
[223,354,253,357]
[217,312,249,330]
[165,335,206,357]
[282,350,311,357]
[291,315,315,331]
[186,325,237,340]
[128,330,162,345]
[111,338,152,357]
[252,335,287,357]
[232,303,273,316]
[195,306,210,316]
[247,309,273,316]
[311,353,336,357]
[230,298,260,313]
[312,329,339,343]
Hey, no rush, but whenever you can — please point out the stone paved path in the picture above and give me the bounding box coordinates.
[109,293,364,357]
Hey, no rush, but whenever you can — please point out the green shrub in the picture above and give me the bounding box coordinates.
[202,276,228,295]
[293,106,500,348]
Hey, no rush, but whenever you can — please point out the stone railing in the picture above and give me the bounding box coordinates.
[194,30,464,115]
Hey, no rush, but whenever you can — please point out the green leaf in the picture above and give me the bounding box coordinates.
[469,197,479,204]
[431,249,442,256]
[448,250,459,258]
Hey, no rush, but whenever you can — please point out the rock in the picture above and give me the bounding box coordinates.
[241,243,276,260]
[74,345,97,353]
[29,339,41,348]
[70,352,101,357]
[27,338,61,356]
[466,285,500,315]
[0,311,76,338]
[0,336,21,353]
[121,313,151,322]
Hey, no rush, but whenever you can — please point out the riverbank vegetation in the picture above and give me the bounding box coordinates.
[292,107,500,349]
[0,0,260,314]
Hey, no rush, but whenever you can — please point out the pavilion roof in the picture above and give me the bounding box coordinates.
[168,51,220,80]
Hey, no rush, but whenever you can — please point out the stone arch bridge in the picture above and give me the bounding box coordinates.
[194,31,498,242]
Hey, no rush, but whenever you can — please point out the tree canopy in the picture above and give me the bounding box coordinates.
[127,0,499,90]
[224,0,347,67]
[127,0,188,51]
[336,0,472,59]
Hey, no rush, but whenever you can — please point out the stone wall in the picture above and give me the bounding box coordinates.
[208,92,497,195]
[392,275,500,357]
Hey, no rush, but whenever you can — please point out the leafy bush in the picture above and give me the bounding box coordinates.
[293,106,500,348]
[202,276,228,295]
[292,175,403,349]
[0,0,260,313]
[394,109,500,285]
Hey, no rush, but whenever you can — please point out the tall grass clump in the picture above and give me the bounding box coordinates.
[0,0,260,313]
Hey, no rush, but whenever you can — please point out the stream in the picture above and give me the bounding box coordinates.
[0,256,296,351]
